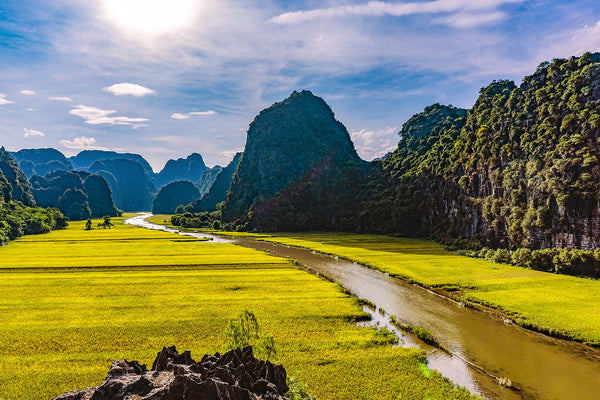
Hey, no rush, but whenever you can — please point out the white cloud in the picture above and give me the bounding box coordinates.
[23,128,45,138]
[70,105,150,128]
[0,94,13,105]
[103,83,156,97]
[59,136,106,150]
[350,126,398,160]
[170,113,190,120]
[20,90,35,95]
[269,0,523,25]
[171,110,217,119]
[49,96,73,102]
[438,11,507,28]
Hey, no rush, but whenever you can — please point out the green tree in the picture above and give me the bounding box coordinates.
[85,219,92,230]
[225,309,277,360]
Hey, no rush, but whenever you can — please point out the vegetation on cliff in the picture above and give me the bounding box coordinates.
[31,170,120,220]
[221,90,368,231]
[152,180,201,214]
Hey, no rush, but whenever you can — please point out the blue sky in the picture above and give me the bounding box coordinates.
[1,0,600,171]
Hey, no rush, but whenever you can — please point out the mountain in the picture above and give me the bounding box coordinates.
[31,170,120,220]
[89,159,157,211]
[0,147,35,206]
[156,153,208,188]
[0,149,67,243]
[221,90,367,230]
[366,52,600,252]
[152,180,201,214]
[11,148,73,178]
[197,165,222,196]
[70,150,154,175]
[189,153,241,213]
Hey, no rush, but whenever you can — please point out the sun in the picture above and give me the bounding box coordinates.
[104,0,198,35]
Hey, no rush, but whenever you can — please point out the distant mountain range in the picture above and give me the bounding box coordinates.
[10,148,225,213]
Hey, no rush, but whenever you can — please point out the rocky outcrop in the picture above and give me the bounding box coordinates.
[53,346,289,400]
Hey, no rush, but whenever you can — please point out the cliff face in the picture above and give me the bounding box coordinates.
[0,147,35,206]
[156,153,208,188]
[377,53,600,250]
[221,90,367,230]
[89,159,157,212]
[191,153,241,213]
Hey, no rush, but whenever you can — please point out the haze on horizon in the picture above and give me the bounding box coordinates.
[1,0,600,171]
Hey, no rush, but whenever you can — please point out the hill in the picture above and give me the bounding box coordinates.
[356,53,600,256]
[152,180,201,214]
[31,170,120,220]
[11,148,73,178]
[221,91,367,230]
[189,153,241,213]
[89,159,157,212]
[155,153,208,188]
[70,150,154,175]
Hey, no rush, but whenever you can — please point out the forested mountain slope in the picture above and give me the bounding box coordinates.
[364,53,600,252]
[221,91,368,230]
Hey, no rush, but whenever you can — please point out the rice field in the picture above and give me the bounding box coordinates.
[248,232,600,346]
[0,217,477,400]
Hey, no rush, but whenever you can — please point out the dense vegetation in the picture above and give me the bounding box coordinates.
[0,201,67,244]
[221,90,368,231]
[152,180,200,214]
[367,53,600,252]
[31,170,120,220]
[0,217,478,400]
[0,148,67,242]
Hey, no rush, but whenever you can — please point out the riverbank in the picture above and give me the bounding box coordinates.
[233,232,600,348]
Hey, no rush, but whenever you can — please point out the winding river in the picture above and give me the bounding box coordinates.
[126,214,600,400]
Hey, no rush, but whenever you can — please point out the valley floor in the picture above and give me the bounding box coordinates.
[242,232,600,347]
[0,216,477,400]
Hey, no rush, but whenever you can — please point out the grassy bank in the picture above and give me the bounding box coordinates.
[0,217,477,400]
[238,232,600,347]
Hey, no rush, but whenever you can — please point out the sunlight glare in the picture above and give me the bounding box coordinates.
[104,0,197,35]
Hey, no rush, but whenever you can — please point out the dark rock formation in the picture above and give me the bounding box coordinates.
[197,166,223,197]
[190,153,241,213]
[53,346,290,400]
[156,153,208,188]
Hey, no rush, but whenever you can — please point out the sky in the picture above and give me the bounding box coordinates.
[1,0,600,171]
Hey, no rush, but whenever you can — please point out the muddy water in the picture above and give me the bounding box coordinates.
[126,215,600,400]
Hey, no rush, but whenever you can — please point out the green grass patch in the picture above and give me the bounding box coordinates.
[253,232,600,346]
[0,220,478,399]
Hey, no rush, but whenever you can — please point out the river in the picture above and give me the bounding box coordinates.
[125,214,600,400]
